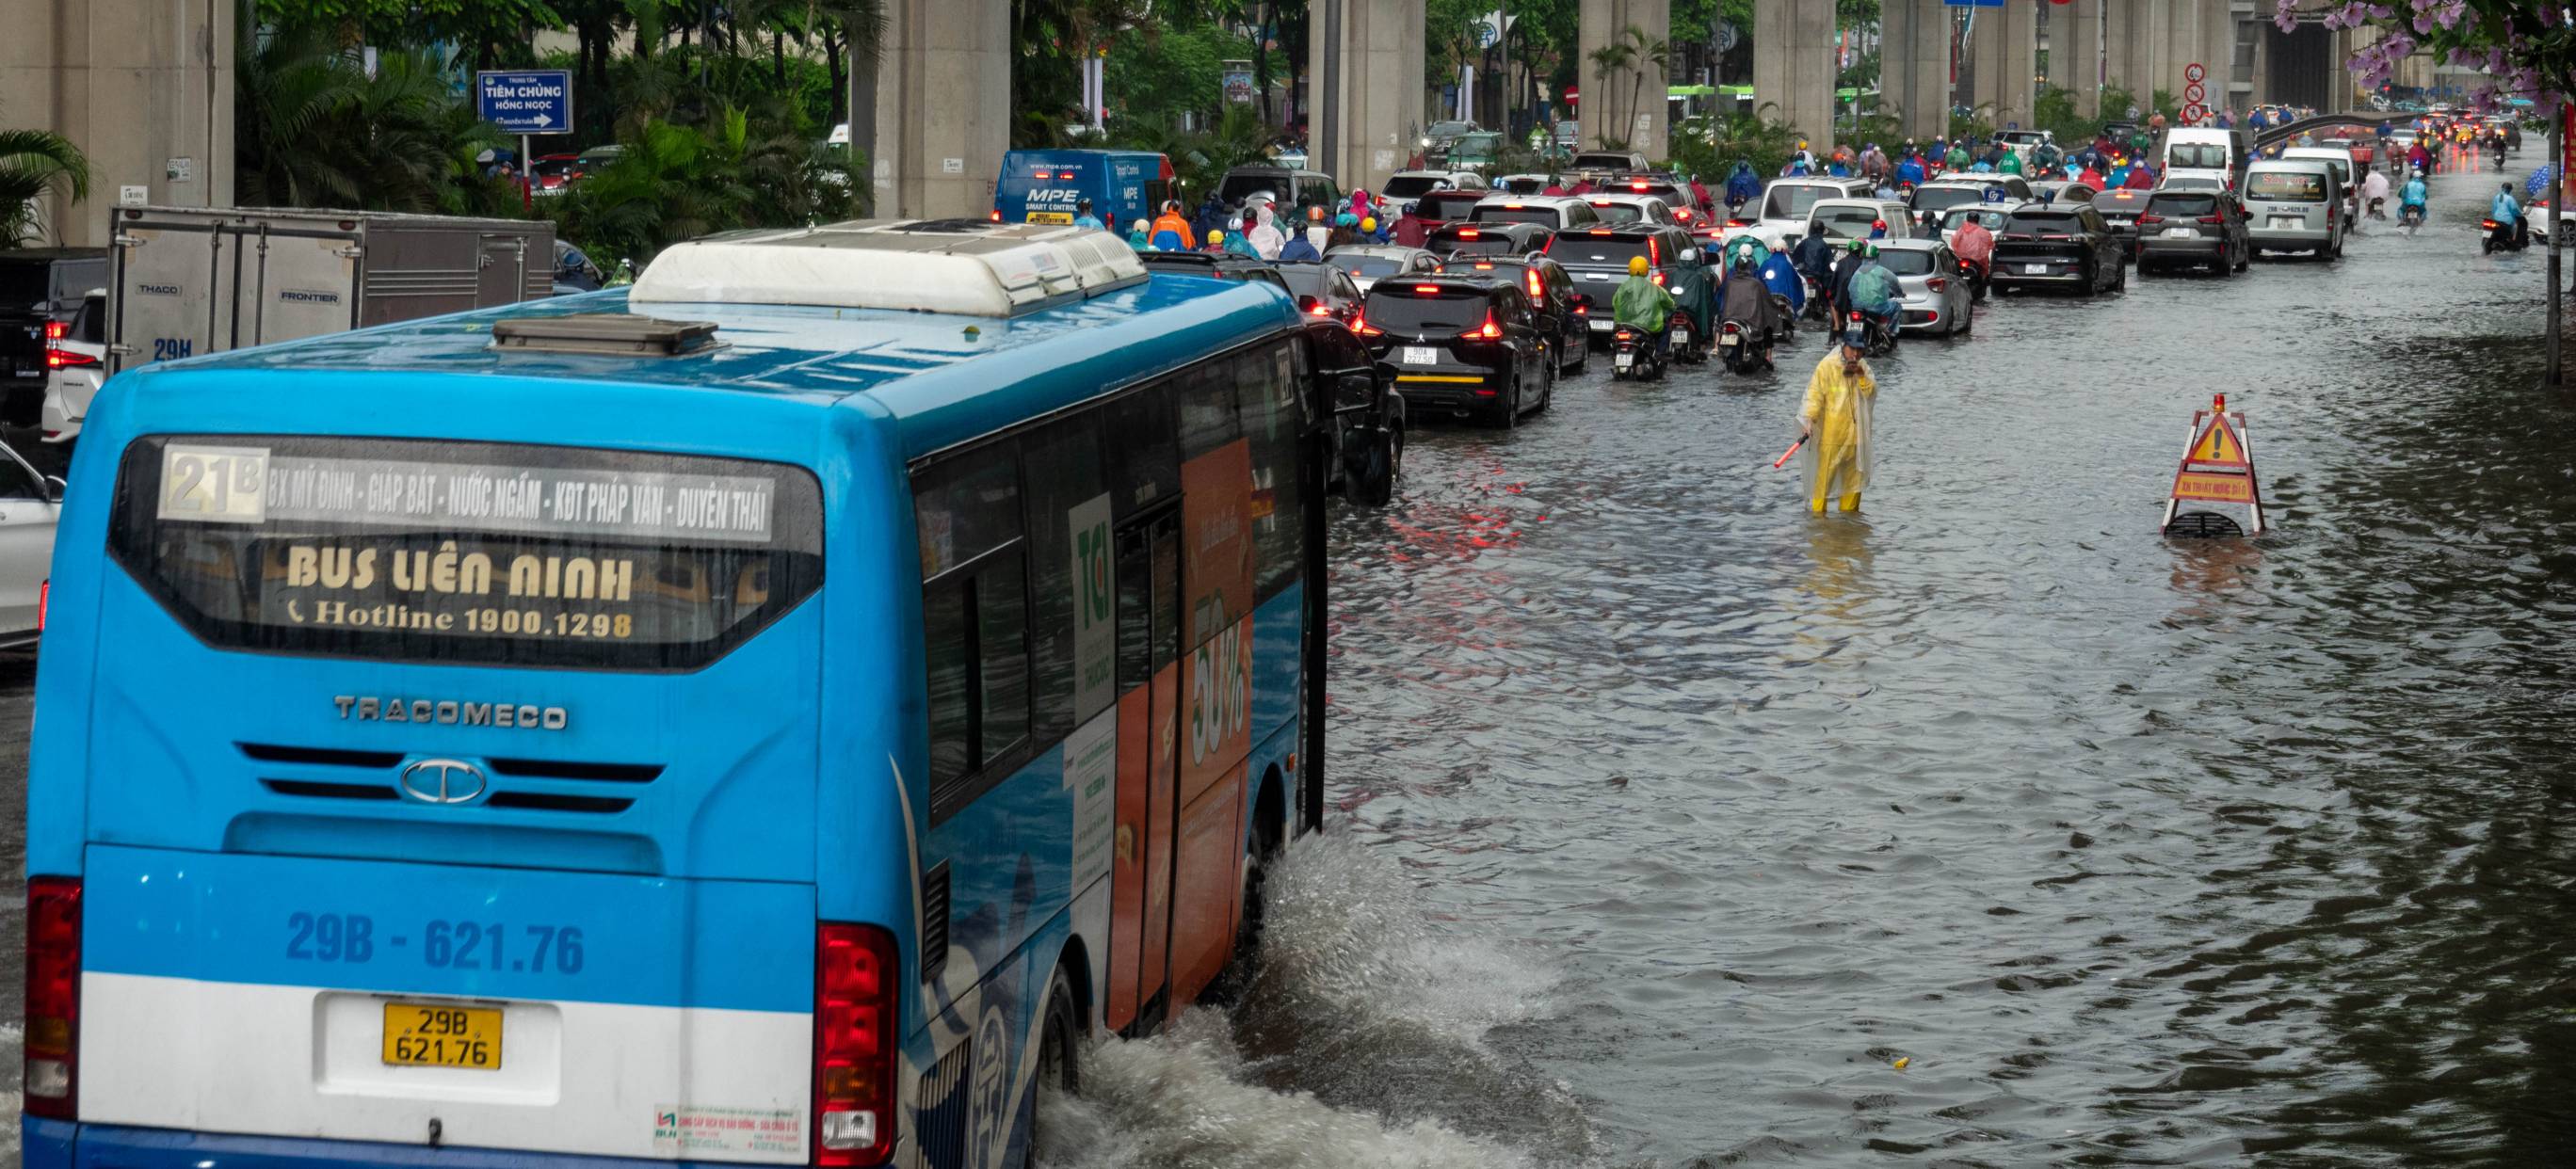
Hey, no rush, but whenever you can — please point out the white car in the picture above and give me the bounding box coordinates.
[1752,177,1875,249]
[2523,197,2576,244]
[1578,193,1678,228]
[0,439,62,649]
[1804,198,1918,244]
[1380,168,1489,207]
[39,289,105,444]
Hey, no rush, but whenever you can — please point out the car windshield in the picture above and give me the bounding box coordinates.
[1471,205,1561,226]
[2004,212,2083,233]
[2147,193,2220,217]
[1761,184,1836,219]
[1414,192,1486,220]
[1275,266,1334,297]
[1586,202,1646,225]
[2168,143,2231,168]
[1382,175,1444,199]
[1363,288,1486,333]
[1218,173,1290,204]
[1911,186,1988,214]
[1943,207,2012,232]
[1810,206,1885,239]
[1328,253,1408,279]
[1876,249,1937,276]
[2249,170,2328,201]
[1552,235,1658,267]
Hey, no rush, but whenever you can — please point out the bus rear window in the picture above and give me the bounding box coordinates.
[108,436,824,671]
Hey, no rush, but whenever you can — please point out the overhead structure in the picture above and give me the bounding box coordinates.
[1309,0,1426,192]
[1968,2,2038,133]
[1879,0,1951,142]
[1581,0,1675,154]
[2057,0,2105,119]
[867,0,1010,220]
[0,0,235,247]
[1751,0,1837,152]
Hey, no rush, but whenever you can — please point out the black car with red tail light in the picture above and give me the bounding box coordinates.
[1547,225,1701,343]
[1358,277,1554,429]
[1275,262,1367,326]
[1988,205,2127,296]
[1433,254,1589,376]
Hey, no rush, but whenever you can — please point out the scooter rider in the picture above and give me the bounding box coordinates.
[1613,255,1680,362]
[1793,230,1840,312]
[1829,239,1871,325]
[2400,169,2430,227]
[2493,182,2527,247]
[1846,244,1901,339]
[1718,249,1782,369]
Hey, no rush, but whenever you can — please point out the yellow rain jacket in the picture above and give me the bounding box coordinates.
[1798,349,1876,508]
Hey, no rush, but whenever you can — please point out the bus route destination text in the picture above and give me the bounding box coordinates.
[166,449,778,544]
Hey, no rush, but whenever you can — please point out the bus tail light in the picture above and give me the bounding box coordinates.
[24,876,81,1120]
[814,921,896,1166]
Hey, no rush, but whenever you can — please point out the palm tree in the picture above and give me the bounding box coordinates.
[1587,38,1635,149]
[0,128,91,248]
[1620,25,1669,157]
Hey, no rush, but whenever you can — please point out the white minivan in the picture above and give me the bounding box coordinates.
[2244,160,2344,259]
[2164,127,2246,186]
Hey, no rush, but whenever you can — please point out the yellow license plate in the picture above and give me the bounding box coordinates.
[1026,212,1073,225]
[381,1002,503,1070]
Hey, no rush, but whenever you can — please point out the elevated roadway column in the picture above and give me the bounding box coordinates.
[1309,0,1424,192]
[0,0,234,248]
[1994,0,2039,133]
[1580,0,1672,155]
[869,0,1008,220]
[2107,0,2154,118]
[2060,0,2104,118]
[1751,0,1836,151]
[1879,0,1952,142]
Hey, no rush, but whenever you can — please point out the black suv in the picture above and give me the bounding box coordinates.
[1359,277,1554,429]
[1990,205,2127,296]
[1303,317,1405,504]
[1425,221,1556,260]
[1276,263,1365,325]
[1547,225,1700,344]
[1434,254,1587,376]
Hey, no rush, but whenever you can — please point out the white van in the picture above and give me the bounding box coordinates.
[2281,147,2359,229]
[2164,127,2246,186]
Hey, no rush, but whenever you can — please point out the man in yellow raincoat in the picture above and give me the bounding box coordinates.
[1798,324,1877,512]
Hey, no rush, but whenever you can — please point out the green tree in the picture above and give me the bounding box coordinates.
[236,26,510,213]
[0,127,91,248]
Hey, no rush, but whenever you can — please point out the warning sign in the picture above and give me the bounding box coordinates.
[2163,394,2265,536]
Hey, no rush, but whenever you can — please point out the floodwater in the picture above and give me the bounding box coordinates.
[8,163,2576,1166]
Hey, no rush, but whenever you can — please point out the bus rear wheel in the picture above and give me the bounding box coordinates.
[1026,966,1081,1167]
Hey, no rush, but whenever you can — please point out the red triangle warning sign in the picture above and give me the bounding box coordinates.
[2184,412,2249,468]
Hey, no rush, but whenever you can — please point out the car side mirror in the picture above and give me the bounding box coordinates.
[1336,373,1377,409]
[44,475,65,503]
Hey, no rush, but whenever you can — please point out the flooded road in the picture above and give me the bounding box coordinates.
[8,167,2576,1165]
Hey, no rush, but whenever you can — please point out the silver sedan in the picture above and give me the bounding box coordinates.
[1873,239,1974,337]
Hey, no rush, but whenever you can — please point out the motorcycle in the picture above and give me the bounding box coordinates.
[1718,320,1768,374]
[1769,296,1799,345]
[2482,216,2528,253]
[2400,202,2425,234]
[1670,315,1708,365]
[2367,196,2388,221]
[1849,311,1898,358]
[1611,324,1667,381]
[1958,255,1991,300]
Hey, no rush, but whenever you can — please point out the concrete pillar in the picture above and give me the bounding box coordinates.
[1308,0,1424,192]
[1969,8,2001,114]
[870,0,1008,220]
[1996,0,2038,130]
[1752,0,1836,150]
[2062,0,2104,118]
[1879,0,1951,142]
[1581,0,1672,154]
[0,0,234,248]
[2107,0,2155,118]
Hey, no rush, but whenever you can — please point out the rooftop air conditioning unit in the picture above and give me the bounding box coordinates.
[629,219,1146,317]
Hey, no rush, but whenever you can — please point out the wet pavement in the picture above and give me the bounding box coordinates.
[8,163,2576,1166]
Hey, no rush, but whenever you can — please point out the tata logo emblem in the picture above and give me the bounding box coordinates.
[399,759,488,804]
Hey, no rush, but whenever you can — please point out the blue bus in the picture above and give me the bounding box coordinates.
[991,150,1173,231]
[23,221,1327,1168]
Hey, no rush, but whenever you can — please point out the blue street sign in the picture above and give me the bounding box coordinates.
[1942,0,2004,7]
[475,71,574,135]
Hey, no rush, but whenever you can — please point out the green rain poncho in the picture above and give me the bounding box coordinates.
[1612,274,1679,331]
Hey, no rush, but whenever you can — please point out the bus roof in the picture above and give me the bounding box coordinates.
[124,272,1297,462]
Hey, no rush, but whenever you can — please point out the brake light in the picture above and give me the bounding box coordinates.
[1571,302,1588,314]
[42,320,67,341]
[1460,312,1504,341]
[814,921,897,1166]
[1727,218,1750,227]
[1355,315,1381,336]
[2483,218,2502,230]
[1649,238,1660,265]
[24,876,79,1121]
[1926,277,1947,291]
[2135,215,2163,226]
[1589,228,1612,236]
[1504,202,1525,209]
[1630,181,1650,191]
[1675,208,1694,221]
[35,580,45,633]
[1525,271,1543,298]
[989,210,1003,222]
[44,345,95,370]
[1458,229,1480,238]
[1413,284,1442,294]
[1650,270,1666,287]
